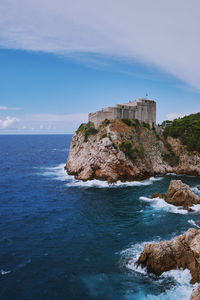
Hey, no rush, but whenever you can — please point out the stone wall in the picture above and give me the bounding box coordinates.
[88,98,156,128]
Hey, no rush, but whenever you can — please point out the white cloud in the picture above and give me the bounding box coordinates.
[0,116,19,128]
[29,113,88,123]
[0,0,200,88]
[167,111,199,120]
[0,106,22,110]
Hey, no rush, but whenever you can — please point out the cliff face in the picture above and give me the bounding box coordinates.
[66,119,200,182]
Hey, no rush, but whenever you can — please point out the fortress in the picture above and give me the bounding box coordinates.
[88,98,156,128]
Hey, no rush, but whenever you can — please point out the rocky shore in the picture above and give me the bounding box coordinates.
[66,119,200,182]
[136,228,200,299]
[152,180,200,211]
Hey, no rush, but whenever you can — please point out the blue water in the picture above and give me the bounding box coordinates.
[0,135,200,300]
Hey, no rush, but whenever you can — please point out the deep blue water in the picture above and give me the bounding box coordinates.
[0,135,200,300]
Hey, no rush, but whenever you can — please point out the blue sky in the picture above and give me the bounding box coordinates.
[0,0,200,133]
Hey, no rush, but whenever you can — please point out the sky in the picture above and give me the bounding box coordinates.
[0,0,200,134]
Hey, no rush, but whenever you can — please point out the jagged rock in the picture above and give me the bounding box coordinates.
[137,228,200,284]
[190,285,200,299]
[151,192,165,199]
[66,119,200,182]
[165,180,200,209]
[66,120,170,182]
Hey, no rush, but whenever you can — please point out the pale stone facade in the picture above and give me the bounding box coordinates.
[88,98,156,128]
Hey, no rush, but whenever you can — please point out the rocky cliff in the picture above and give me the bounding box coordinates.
[137,228,200,284]
[66,119,200,182]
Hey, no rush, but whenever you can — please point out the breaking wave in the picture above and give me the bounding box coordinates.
[139,196,188,214]
[37,163,163,188]
[120,241,194,300]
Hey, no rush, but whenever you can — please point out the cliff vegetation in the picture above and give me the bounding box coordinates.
[163,112,200,153]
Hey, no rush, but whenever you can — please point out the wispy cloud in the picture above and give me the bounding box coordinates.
[0,106,22,111]
[0,0,200,89]
[29,113,88,122]
[0,116,20,128]
[167,111,199,120]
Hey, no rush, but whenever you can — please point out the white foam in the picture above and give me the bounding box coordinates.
[188,219,200,228]
[121,241,194,300]
[166,173,197,178]
[37,164,164,188]
[52,148,69,152]
[139,196,188,214]
[0,269,11,275]
[191,187,200,195]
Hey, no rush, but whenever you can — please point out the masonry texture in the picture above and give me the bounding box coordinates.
[88,98,156,128]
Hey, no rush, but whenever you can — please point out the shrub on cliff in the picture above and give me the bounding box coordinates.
[76,122,98,142]
[121,118,132,126]
[163,113,200,153]
[119,140,137,160]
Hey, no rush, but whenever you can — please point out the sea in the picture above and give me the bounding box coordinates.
[0,134,200,300]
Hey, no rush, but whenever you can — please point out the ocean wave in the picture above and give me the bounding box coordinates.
[0,269,11,275]
[188,219,200,228]
[139,196,188,214]
[37,164,164,188]
[191,187,200,195]
[121,241,194,300]
[52,148,69,152]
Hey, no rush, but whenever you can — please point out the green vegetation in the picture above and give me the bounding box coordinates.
[76,122,98,142]
[142,122,150,130]
[119,140,145,160]
[162,141,180,166]
[121,118,132,126]
[102,119,110,126]
[163,113,200,153]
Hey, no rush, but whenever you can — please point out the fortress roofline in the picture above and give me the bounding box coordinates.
[88,97,156,128]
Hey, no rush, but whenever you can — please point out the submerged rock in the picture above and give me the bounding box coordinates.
[151,192,165,199]
[137,228,200,284]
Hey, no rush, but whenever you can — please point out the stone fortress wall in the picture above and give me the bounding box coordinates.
[88,98,156,128]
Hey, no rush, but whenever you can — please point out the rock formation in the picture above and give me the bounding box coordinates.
[136,228,200,284]
[66,119,200,182]
[190,285,200,300]
[152,180,200,211]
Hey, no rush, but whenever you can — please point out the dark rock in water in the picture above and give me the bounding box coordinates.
[190,285,200,300]
[137,228,200,284]
[197,186,200,191]
[152,180,200,211]
[165,180,200,210]
[151,192,165,199]
[195,221,200,227]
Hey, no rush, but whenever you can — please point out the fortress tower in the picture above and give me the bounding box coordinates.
[88,98,156,128]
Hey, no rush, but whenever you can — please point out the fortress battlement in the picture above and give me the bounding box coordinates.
[88,98,156,128]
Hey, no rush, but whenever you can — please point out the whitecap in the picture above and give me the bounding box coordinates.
[139,196,188,214]
[191,187,200,195]
[121,241,194,300]
[0,269,11,275]
[37,163,164,188]
[188,219,200,228]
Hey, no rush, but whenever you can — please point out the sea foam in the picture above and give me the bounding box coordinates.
[139,196,188,214]
[121,241,194,300]
[37,163,163,188]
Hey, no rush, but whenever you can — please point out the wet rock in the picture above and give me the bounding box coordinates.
[190,285,200,300]
[197,186,200,191]
[151,192,165,199]
[137,228,200,284]
[165,180,200,210]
